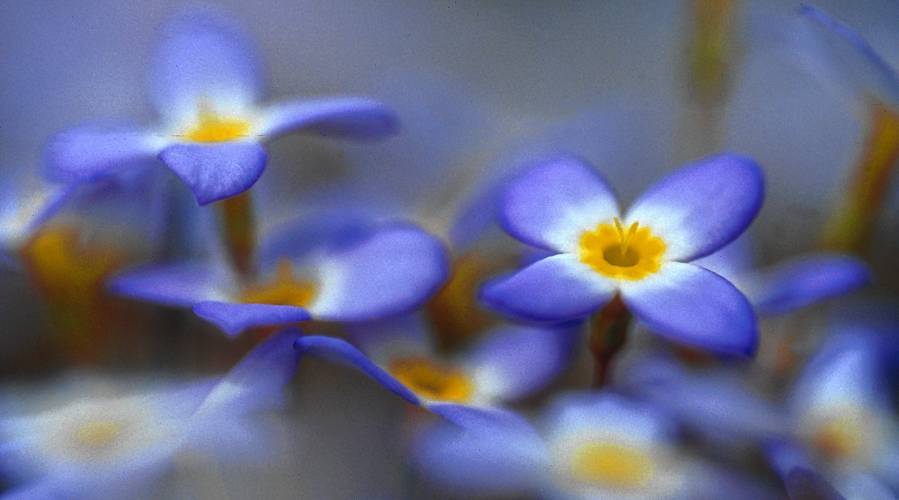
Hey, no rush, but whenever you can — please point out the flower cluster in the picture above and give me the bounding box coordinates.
[0,3,896,499]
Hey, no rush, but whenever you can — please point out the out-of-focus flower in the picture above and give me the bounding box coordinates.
[294,315,575,426]
[768,330,899,500]
[696,236,869,315]
[44,10,398,206]
[793,5,899,113]
[110,218,448,337]
[0,173,80,270]
[0,329,301,499]
[0,165,176,363]
[414,392,771,499]
[790,5,899,251]
[479,153,763,356]
[625,311,899,500]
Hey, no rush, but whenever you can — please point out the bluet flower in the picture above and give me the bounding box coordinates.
[45,10,398,206]
[480,153,763,356]
[625,311,899,499]
[0,329,300,499]
[110,218,447,337]
[294,314,575,426]
[414,392,772,499]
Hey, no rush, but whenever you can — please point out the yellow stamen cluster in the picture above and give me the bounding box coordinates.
[239,259,317,308]
[570,441,655,490]
[387,356,474,403]
[578,218,666,280]
[181,102,252,143]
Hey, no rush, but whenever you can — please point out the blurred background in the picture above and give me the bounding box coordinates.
[2,1,898,498]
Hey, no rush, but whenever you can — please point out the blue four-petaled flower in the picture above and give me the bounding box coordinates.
[109,218,448,337]
[294,314,576,427]
[480,153,764,356]
[45,10,398,206]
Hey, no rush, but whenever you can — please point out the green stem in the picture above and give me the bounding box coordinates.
[588,295,632,389]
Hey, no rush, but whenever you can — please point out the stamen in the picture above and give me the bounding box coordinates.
[612,218,640,257]
[239,259,317,308]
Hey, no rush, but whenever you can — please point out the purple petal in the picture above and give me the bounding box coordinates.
[625,153,764,262]
[623,356,788,442]
[193,301,310,337]
[150,9,263,123]
[108,263,226,308]
[692,234,755,280]
[309,223,448,322]
[790,333,894,417]
[155,378,219,419]
[427,403,540,435]
[746,254,870,315]
[621,262,758,357]
[499,154,619,252]
[258,210,376,270]
[293,335,421,405]
[466,325,577,402]
[256,97,398,139]
[195,328,302,416]
[797,5,899,109]
[783,469,845,500]
[479,254,615,322]
[0,481,62,500]
[44,124,160,183]
[159,141,267,205]
[346,314,434,366]
[766,440,845,500]
[412,415,547,497]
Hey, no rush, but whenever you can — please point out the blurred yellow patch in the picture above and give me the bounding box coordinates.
[570,441,654,490]
[387,356,473,403]
[811,411,865,461]
[22,225,123,297]
[73,419,125,451]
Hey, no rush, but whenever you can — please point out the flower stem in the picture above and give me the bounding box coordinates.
[217,191,257,279]
[820,102,899,252]
[588,295,632,389]
[676,0,740,161]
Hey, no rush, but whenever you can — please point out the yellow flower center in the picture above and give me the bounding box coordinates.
[239,259,318,308]
[578,218,666,280]
[181,102,252,143]
[569,441,655,490]
[811,412,865,461]
[73,419,125,451]
[387,356,474,403]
